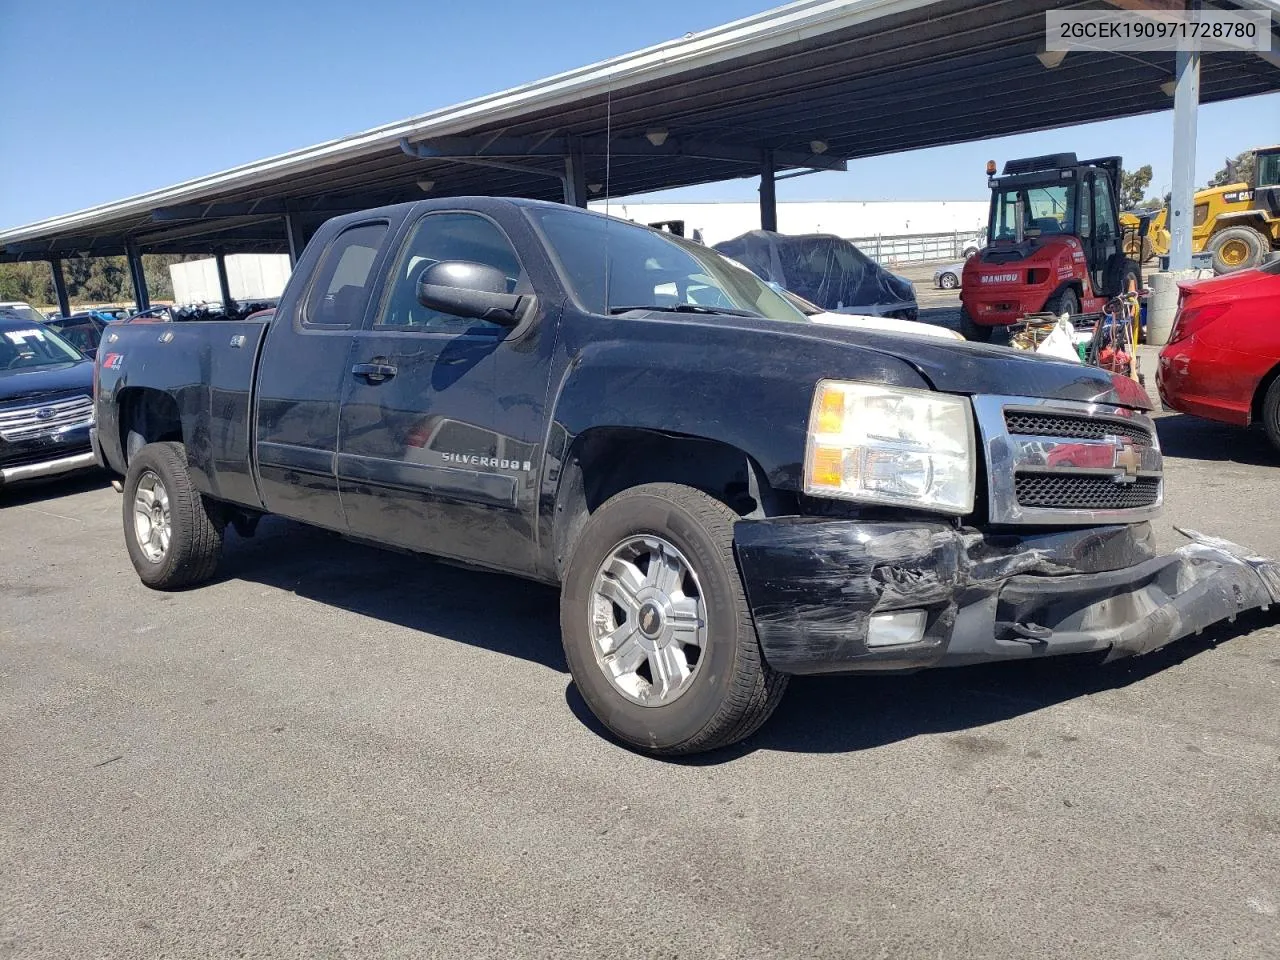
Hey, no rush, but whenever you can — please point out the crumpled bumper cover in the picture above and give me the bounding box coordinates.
[733,519,1280,675]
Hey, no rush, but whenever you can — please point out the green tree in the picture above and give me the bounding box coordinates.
[1119,164,1154,210]
[1208,150,1255,188]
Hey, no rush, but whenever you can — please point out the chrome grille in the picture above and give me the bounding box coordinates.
[0,394,93,442]
[1014,473,1161,510]
[973,395,1163,525]
[1005,411,1154,447]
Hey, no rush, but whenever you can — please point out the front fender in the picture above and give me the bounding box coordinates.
[547,313,931,493]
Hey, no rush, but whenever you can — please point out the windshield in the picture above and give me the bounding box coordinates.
[0,324,85,372]
[528,208,807,323]
[990,182,1075,242]
[1,303,46,323]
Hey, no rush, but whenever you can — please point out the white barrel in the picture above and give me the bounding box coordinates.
[1146,270,1188,346]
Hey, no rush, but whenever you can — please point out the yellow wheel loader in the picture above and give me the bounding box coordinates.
[1121,146,1280,273]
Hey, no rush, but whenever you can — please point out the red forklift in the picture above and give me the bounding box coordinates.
[959,153,1145,342]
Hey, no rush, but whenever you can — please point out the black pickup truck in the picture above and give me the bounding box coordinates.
[94,197,1280,755]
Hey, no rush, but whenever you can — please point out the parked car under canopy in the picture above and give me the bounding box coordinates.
[713,231,918,320]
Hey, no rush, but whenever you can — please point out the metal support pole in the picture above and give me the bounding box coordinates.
[759,150,777,232]
[564,137,588,208]
[215,253,234,308]
[284,210,306,266]
[125,240,150,311]
[1168,46,1200,272]
[50,259,70,317]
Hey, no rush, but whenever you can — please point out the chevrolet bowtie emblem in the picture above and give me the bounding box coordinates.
[1111,436,1141,482]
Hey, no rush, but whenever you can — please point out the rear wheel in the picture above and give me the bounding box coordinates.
[1210,226,1268,274]
[1043,287,1080,318]
[123,441,223,590]
[559,482,787,755]
[1262,378,1280,453]
[959,309,993,342]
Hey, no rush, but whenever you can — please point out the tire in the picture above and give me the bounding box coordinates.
[1262,377,1280,454]
[1043,286,1080,318]
[123,441,223,590]
[959,309,993,342]
[939,272,959,290]
[1210,226,1268,274]
[963,246,979,259]
[559,482,788,755]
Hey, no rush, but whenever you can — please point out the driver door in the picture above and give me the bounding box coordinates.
[335,211,536,570]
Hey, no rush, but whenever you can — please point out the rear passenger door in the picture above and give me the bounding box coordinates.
[254,219,389,530]
[336,211,537,570]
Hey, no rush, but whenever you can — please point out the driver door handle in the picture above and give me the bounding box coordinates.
[352,361,397,383]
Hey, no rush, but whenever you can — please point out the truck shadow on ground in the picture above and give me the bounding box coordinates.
[1154,413,1280,466]
[214,518,567,672]
[567,612,1265,762]
[0,470,112,506]
[218,517,1269,760]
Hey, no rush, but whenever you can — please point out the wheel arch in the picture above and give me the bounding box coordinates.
[549,426,787,580]
[1209,212,1270,233]
[1250,361,1280,426]
[1041,278,1083,311]
[116,387,183,464]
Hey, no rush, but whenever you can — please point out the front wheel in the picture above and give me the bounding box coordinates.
[939,272,959,290]
[559,482,787,755]
[959,309,993,342]
[123,441,223,590]
[1261,378,1280,454]
[1210,226,1268,274]
[1044,287,1080,318]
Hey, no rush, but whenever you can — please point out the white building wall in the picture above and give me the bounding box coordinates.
[588,200,988,247]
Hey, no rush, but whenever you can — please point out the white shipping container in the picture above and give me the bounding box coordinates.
[169,254,292,304]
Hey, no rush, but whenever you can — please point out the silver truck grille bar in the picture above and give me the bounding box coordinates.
[972,394,1163,526]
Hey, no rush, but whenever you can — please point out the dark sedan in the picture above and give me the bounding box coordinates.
[0,316,98,489]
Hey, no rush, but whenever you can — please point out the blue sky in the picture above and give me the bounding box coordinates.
[1,0,1275,229]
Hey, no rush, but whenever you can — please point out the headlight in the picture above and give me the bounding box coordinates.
[803,380,975,514]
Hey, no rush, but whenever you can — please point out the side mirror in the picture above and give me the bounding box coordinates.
[416,260,524,327]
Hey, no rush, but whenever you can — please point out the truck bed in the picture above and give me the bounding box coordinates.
[96,318,271,509]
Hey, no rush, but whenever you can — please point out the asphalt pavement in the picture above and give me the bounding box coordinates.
[3,288,1279,958]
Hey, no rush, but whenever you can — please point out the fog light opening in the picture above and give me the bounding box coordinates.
[867,610,928,648]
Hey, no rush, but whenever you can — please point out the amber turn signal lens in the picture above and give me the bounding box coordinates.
[810,445,844,488]
[816,386,845,435]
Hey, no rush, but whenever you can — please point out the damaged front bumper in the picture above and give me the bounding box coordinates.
[734,519,1280,675]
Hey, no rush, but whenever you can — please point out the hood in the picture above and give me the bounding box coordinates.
[969,234,1079,267]
[0,360,93,403]
[810,312,965,342]
[657,312,1152,409]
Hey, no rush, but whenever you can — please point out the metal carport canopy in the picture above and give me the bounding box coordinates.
[2,0,1277,261]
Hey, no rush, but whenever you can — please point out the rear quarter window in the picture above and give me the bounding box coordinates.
[302,221,389,328]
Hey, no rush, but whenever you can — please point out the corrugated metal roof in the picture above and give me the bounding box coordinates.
[3,0,1277,260]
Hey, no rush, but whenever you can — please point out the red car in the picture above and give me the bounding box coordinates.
[1157,259,1280,449]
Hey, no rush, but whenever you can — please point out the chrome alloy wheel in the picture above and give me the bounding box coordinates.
[132,470,171,562]
[589,535,708,705]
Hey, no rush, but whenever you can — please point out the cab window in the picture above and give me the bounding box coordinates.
[378,213,523,333]
[303,221,388,328]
